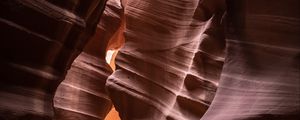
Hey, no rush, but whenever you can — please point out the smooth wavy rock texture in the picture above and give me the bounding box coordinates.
[105,0,300,120]
[170,13,225,120]
[0,0,106,119]
[105,0,225,119]
[201,0,300,120]
[54,53,113,120]
[0,0,299,120]
[54,0,124,119]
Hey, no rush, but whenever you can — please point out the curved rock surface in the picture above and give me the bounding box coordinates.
[105,0,225,119]
[54,53,113,120]
[105,0,299,120]
[201,0,300,120]
[170,12,225,120]
[54,0,124,120]
[0,0,106,119]
[1,0,299,120]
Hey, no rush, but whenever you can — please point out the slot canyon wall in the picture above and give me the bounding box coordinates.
[0,0,300,120]
[105,0,226,119]
[201,0,300,119]
[54,0,124,119]
[103,0,300,119]
[0,0,107,119]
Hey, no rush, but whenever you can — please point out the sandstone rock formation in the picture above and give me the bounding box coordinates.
[105,0,226,119]
[54,53,113,120]
[0,0,299,120]
[201,0,300,119]
[0,0,106,119]
[54,0,124,119]
[105,0,299,120]
[171,12,225,120]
